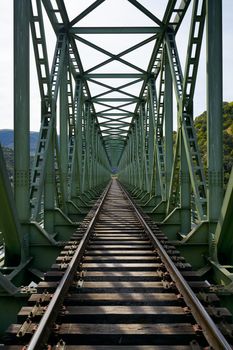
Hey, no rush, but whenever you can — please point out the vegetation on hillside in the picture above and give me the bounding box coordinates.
[0,129,38,154]
[194,101,233,185]
[2,147,14,179]
[2,147,34,181]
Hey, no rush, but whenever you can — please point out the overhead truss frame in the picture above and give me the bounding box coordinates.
[0,0,232,332]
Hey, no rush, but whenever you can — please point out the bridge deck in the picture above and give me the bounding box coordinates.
[3,180,233,349]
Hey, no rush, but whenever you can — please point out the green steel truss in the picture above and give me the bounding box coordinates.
[0,0,232,335]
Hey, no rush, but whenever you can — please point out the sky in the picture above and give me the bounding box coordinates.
[0,0,232,132]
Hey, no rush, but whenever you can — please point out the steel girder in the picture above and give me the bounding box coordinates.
[117,0,232,292]
[0,0,111,296]
[0,0,232,331]
[119,0,207,225]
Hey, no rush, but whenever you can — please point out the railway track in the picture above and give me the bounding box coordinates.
[2,180,233,349]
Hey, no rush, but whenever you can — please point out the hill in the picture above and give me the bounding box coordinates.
[2,147,14,179]
[0,129,39,154]
[2,147,34,180]
[194,101,233,184]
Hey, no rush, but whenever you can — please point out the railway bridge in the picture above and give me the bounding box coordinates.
[0,0,233,348]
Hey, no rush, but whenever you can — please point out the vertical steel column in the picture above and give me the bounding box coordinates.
[141,103,149,192]
[180,135,191,233]
[60,54,68,204]
[71,80,82,199]
[85,105,91,190]
[93,125,98,188]
[206,0,223,223]
[44,105,55,233]
[164,52,173,200]
[82,102,88,193]
[0,145,21,264]
[132,128,137,187]
[155,156,162,200]
[87,107,92,189]
[96,136,99,185]
[179,104,191,233]
[148,83,155,194]
[14,0,30,222]
[89,119,93,189]
[90,118,95,188]
[135,117,142,189]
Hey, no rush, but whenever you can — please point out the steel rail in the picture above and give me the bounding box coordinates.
[118,181,232,350]
[26,181,112,350]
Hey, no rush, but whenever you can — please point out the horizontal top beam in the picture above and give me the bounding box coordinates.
[96,113,134,116]
[83,73,148,79]
[92,98,139,102]
[69,27,162,34]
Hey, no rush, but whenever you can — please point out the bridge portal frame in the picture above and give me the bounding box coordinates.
[0,0,232,335]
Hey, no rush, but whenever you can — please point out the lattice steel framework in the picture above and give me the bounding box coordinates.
[0,0,232,336]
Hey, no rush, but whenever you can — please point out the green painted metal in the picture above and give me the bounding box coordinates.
[0,144,22,265]
[165,24,207,222]
[206,0,223,224]
[0,0,232,334]
[155,52,166,201]
[14,0,30,224]
[70,80,83,200]
[215,167,233,266]
[180,133,191,234]
[164,51,173,200]
[59,49,69,207]
[70,27,161,34]
[127,0,163,26]
[69,0,106,27]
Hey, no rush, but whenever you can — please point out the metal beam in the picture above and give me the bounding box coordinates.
[70,27,161,34]
[92,98,139,102]
[60,51,69,204]
[215,167,233,265]
[75,34,157,75]
[83,74,147,79]
[127,0,163,26]
[88,77,143,100]
[206,0,223,223]
[164,51,173,200]
[96,113,133,116]
[74,34,147,74]
[14,0,30,223]
[0,145,22,265]
[69,0,106,26]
